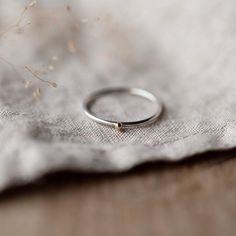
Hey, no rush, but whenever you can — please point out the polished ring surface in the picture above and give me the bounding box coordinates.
[83,87,163,131]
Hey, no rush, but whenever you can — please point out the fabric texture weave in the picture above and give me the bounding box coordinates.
[0,0,235,190]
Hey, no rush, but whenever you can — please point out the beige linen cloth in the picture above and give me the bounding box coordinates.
[0,0,235,190]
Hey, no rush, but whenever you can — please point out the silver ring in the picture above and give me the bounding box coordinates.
[83,87,163,131]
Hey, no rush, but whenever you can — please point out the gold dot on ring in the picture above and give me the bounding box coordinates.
[115,122,123,132]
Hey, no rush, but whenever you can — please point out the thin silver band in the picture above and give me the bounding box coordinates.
[83,87,163,130]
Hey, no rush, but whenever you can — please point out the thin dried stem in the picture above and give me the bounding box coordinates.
[24,65,57,88]
[0,56,57,88]
[0,56,20,74]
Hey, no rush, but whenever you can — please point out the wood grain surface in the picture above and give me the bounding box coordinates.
[0,150,235,236]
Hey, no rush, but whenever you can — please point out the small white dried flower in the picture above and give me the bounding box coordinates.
[48,65,54,71]
[29,1,37,8]
[33,88,41,98]
[51,56,58,61]
[24,80,32,88]
[33,91,37,98]
[36,87,41,96]
[81,18,88,24]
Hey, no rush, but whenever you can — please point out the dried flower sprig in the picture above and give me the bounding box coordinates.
[0,55,58,84]
[0,1,58,98]
[0,0,37,38]
[0,1,95,99]
[24,65,57,88]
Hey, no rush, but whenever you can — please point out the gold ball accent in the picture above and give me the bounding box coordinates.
[115,122,123,131]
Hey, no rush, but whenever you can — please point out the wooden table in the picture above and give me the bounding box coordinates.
[0,150,235,236]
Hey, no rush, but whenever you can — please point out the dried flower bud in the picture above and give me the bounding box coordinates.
[48,65,54,71]
[36,87,41,96]
[51,82,57,88]
[29,1,37,8]
[67,40,76,53]
[81,18,88,24]
[33,91,37,98]
[51,56,58,61]
[24,80,32,88]
[66,5,71,11]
